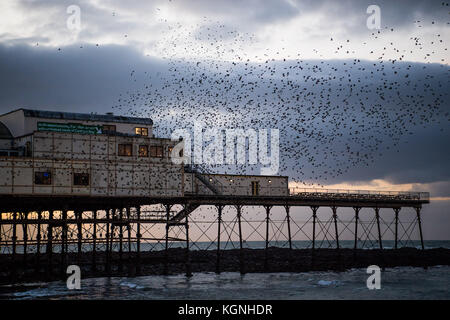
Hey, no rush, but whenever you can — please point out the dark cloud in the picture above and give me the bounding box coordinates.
[1,43,448,193]
[0,43,168,114]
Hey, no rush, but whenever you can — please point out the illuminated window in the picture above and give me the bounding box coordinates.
[251,181,259,196]
[118,144,132,156]
[168,146,173,157]
[135,127,148,136]
[139,145,149,157]
[35,171,52,185]
[74,173,89,186]
[150,146,163,158]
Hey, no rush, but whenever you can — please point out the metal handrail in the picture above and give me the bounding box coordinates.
[289,187,430,201]
[185,163,224,194]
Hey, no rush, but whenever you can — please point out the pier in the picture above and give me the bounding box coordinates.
[0,188,430,283]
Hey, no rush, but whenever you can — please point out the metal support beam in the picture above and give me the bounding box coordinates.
[236,205,244,274]
[111,208,117,265]
[375,207,383,250]
[126,207,131,254]
[354,207,360,250]
[126,207,131,274]
[36,210,42,272]
[46,210,54,277]
[332,206,339,249]
[285,206,292,250]
[185,214,192,277]
[118,207,124,273]
[164,204,172,275]
[136,206,141,275]
[76,210,82,263]
[216,205,223,274]
[311,206,318,250]
[12,212,17,271]
[61,210,68,276]
[416,207,425,250]
[394,208,400,249]
[92,210,97,272]
[22,212,28,266]
[105,208,111,273]
[264,205,272,271]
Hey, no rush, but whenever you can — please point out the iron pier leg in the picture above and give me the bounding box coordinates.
[236,205,245,274]
[264,205,272,272]
[119,207,123,273]
[185,213,192,277]
[126,207,131,274]
[12,212,17,279]
[285,206,292,250]
[164,204,171,275]
[216,205,223,274]
[92,209,97,272]
[126,207,131,254]
[375,207,383,250]
[105,208,111,274]
[311,206,318,251]
[46,210,54,277]
[61,210,68,277]
[36,211,42,272]
[109,208,118,271]
[332,206,340,249]
[76,210,82,264]
[22,212,28,267]
[416,207,425,250]
[354,207,360,250]
[394,208,400,249]
[136,206,141,275]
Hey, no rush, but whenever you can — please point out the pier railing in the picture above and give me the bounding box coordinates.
[289,187,430,202]
[185,183,429,202]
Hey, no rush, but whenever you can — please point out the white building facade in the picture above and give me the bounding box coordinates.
[0,109,288,198]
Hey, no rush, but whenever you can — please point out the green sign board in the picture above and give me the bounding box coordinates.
[37,122,102,134]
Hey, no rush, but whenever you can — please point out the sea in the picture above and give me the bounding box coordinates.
[1,240,449,300]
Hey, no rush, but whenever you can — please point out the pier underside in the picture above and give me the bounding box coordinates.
[0,192,430,284]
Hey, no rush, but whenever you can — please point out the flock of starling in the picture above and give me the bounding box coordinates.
[109,3,449,187]
[39,2,450,187]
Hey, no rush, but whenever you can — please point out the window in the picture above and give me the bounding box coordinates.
[102,124,116,132]
[74,173,89,186]
[168,146,173,157]
[251,181,259,196]
[25,141,32,157]
[35,171,52,185]
[138,145,149,157]
[118,144,133,156]
[150,146,163,158]
[135,127,148,136]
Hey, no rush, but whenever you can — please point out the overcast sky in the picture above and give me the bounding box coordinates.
[0,0,449,238]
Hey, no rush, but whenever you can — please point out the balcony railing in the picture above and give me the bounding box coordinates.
[289,187,430,202]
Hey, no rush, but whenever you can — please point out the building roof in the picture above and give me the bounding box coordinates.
[6,108,153,125]
[0,122,13,139]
